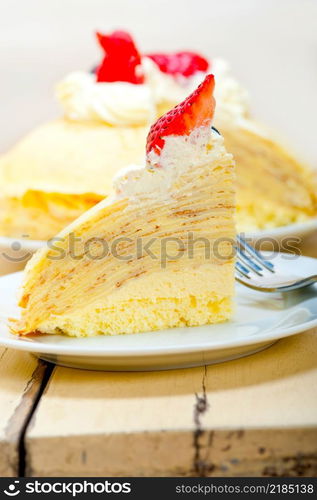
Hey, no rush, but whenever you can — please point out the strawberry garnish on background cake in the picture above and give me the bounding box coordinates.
[96,30,144,84]
[146,74,215,158]
[146,51,209,79]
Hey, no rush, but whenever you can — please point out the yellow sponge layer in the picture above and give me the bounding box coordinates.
[38,295,233,338]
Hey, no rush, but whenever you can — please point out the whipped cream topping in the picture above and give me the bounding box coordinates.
[56,72,156,126]
[212,59,250,122]
[142,57,207,107]
[112,127,228,203]
[142,56,249,122]
[56,57,248,127]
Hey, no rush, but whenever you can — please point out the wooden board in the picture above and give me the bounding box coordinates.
[0,348,50,476]
[25,330,317,477]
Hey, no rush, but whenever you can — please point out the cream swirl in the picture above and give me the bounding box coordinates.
[56,72,156,126]
[56,59,249,127]
[142,56,249,122]
[212,58,250,122]
[142,57,206,106]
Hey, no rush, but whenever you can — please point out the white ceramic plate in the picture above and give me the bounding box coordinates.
[0,236,45,276]
[0,253,317,371]
[246,218,317,243]
[1,219,316,276]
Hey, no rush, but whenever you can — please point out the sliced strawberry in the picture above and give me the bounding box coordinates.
[146,74,215,157]
[146,51,209,78]
[95,30,144,84]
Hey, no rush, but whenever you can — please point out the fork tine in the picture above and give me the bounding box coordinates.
[237,235,275,273]
[237,248,263,276]
[235,260,251,279]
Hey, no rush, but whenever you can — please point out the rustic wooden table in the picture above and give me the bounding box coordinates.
[1,235,317,477]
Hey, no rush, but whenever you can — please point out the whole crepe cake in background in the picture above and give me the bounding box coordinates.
[13,75,236,337]
[0,29,316,240]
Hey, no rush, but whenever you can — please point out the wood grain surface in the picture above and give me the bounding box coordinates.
[0,348,49,476]
[24,329,317,477]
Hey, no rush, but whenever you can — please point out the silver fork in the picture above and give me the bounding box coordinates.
[235,235,317,292]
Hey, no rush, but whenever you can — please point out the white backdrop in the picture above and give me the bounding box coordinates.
[1,0,316,164]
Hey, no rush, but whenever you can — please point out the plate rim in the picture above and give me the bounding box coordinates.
[1,317,317,357]
[0,235,45,250]
[245,217,317,240]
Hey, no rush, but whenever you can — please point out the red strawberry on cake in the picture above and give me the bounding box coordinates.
[96,30,144,84]
[146,51,209,78]
[146,74,215,156]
